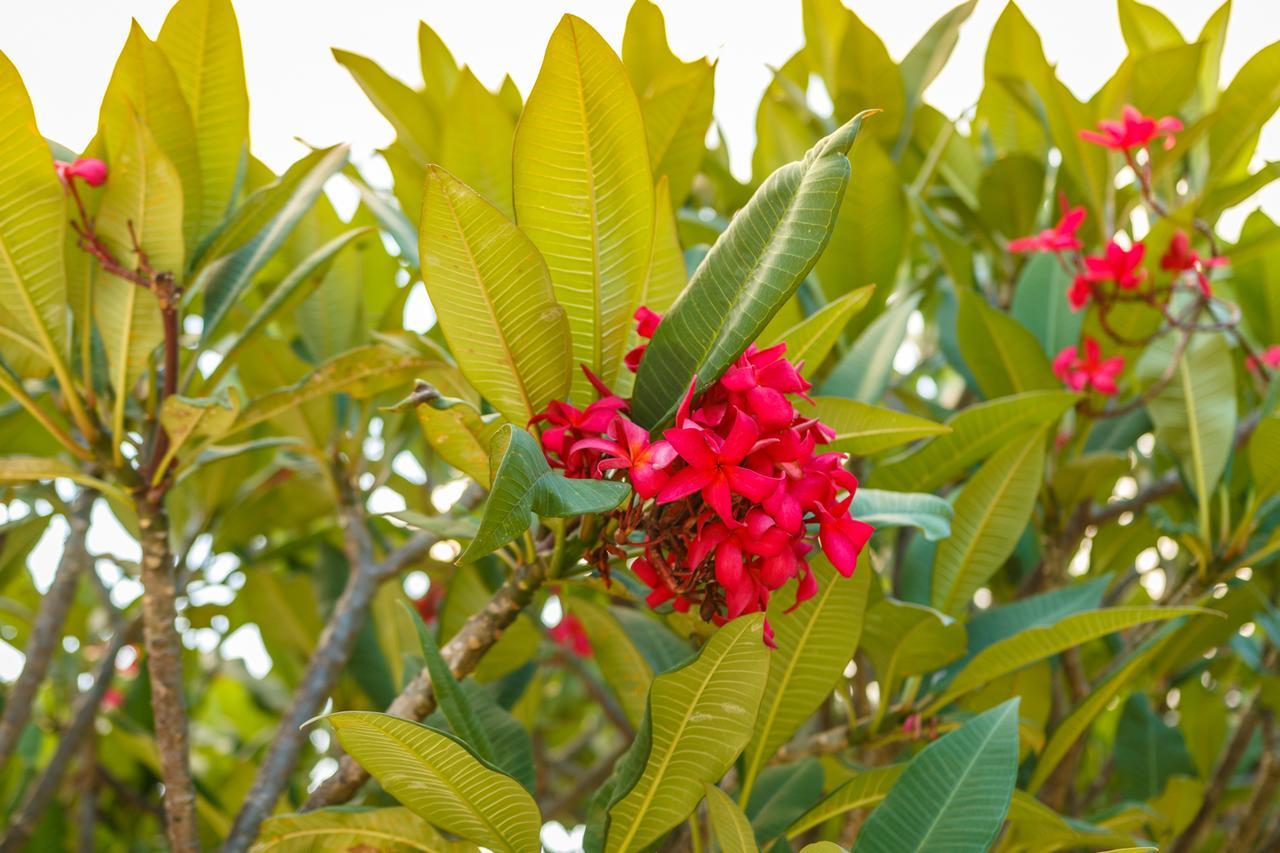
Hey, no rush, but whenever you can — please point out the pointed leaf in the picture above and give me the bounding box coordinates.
[639,59,715,207]
[861,600,966,700]
[253,807,468,852]
[956,288,1058,398]
[819,291,921,403]
[787,765,905,838]
[568,598,653,727]
[332,49,435,162]
[745,759,824,845]
[439,69,516,217]
[766,285,875,380]
[850,489,953,541]
[704,784,759,853]
[811,397,949,456]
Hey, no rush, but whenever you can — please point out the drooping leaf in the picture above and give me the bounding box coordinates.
[252,807,468,852]
[852,699,1020,853]
[741,558,871,793]
[766,285,875,380]
[514,14,655,399]
[810,397,950,456]
[787,765,905,838]
[0,456,128,505]
[324,712,542,853]
[600,614,770,852]
[420,165,571,424]
[460,425,630,561]
[850,489,953,541]
[931,427,1047,616]
[633,112,875,426]
[704,784,759,853]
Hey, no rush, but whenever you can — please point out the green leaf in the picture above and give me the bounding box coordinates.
[1138,333,1236,505]
[229,345,440,438]
[157,0,249,241]
[956,289,1058,398]
[439,68,516,217]
[602,614,770,852]
[860,600,966,702]
[324,712,541,853]
[787,765,904,838]
[632,112,874,426]
[1208,39,1280,183]
[421,165,572,425]
[514,15,654,399]
[745,759,824,846]
[1251,415,1280,498]
[154,388,239,478]
[622,0,684,97]
[929,607,1212,712]
[1118,0,1183,53]
[852,699,1020,853]
[417,396,503,488]
[197,145,350,344]
[1012,257,1084,362]
[461,425,629,561]
[568,597,653,727]
[766,286,875,380]
[870,391,1072,493]
[704,784,759,853]
[810,397,950,456]
[0,53,70,381]
[418,21,460,109]
[1113,694,1196,800]
[741,558,871,795]
[252,807,468,852]
[0,456,128,505]
[931,427,1047,616]
[850,489,953,541]
[639,59,716,208]
[900,1,977,109]
[424,673,535,794]
[832,11,903,142]
[819,292,922,403]
[401,601,497,769]
[332,49,435,162]
[962,577,1109,656]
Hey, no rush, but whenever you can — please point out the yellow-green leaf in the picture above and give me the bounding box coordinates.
[704,784,759,853]
[766,286,875,379]
[439,68,516,217]
[252,806,468,852]
[811,397,950,456]
[638,59,715,207]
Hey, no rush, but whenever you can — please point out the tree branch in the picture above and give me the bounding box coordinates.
[1225,710,1277,852]
[303,551,549,810]
[0,490,95,769]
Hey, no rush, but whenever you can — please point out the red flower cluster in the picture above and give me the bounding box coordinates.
[1079,105,1182,152]
[1053,337,1124,395]
[55,157,108,187]
[1246,345,1280,374]
[1068,240,1146,310]
[533,309,873,646]
[1160,230,1226,298]
[1008,201,1085,254]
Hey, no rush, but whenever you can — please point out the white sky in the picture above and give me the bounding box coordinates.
[3,0,1278,223]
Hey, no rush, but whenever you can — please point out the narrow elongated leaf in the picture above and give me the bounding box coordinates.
[787,765,905,838]
[962,577,1110,656]
[704,784,759,853]
[745,759,824,845]
[900,1,977,106]
[767,285,875,379]
[514,15,654,398]
[568,598,653,726]
[811,397,949,456]
[956,288,1058,398]
[853,699,1020,853]
[157,0,249,240]
[850,489,953,541]
[1208,39,1280,182]
[461,425,629,561]
[1251,414,1280,498]
[439,69,516,217]
[602,614,770,852]
[332,49,435,162]
[0,53,69,380]
[421,165,571,424]
[639,59,715,207]
[819,291,921,402]
[198,145,350,343]
[1114,694,1195,800]
[324,712,541,853]
[870,391,1071,494]
[253,807,468,852]
[930,607,1210,712]
[931,427,1046,616]
[0,457,128,505]
[155,388,239,477]
[741,559,871,793]
[861,600,966,701]
[632,112,874,427]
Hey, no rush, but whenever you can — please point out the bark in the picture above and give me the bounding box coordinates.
[1224,712,1277,852]
[1169,693,1263,853]
[303,554,548,810]
[0,491,94,769]
[0,619,138,853]
[136,498,200,852]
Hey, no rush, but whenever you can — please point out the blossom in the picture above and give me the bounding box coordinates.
[549,613,592,657]
[55,157,108,187]
[1159,230,1226,298]
[569,416,677,499]
[659,410,779,525]
[814,495,874,577]
[625,306,663,372]
[1053,337,1124,395]
[1083,241,1146,290]
[1079,105,1182,152]
[1008,205,1086,253]
[1246,345,1280,374]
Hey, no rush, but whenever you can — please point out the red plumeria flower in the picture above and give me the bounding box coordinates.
[1079,105,1182,152]
[686,511,793,618]
[1008,204,1086,254]
[1159,230,1226,298]
[720,343,812,430]
[55,157,108,187]
[1053,337,1124,395]
[625,306,663,372]
[1246,345,1280,374]
[530,395,628,465]
[1084,240,1147,289]
[814,495,874,577]
[570,416,677,499]
[659,410,779,525]
[1067,275,1094,311]
[549,613,593,657]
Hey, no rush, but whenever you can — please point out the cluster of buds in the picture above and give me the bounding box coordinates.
[1007,105,1237,397]
[531,309,873,646]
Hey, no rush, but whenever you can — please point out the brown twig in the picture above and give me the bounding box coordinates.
[0,490,95,769]
[1225,710,1278,851]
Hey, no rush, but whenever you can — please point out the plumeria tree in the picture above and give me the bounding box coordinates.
[1,0,1279,851]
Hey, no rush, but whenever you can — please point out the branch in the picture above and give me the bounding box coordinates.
[0,490,95,769]
[1225,710,1277,852]
[220,468,472,852]
[0,616,140,853]
[135,497,200,852]
[303,551,549,810]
